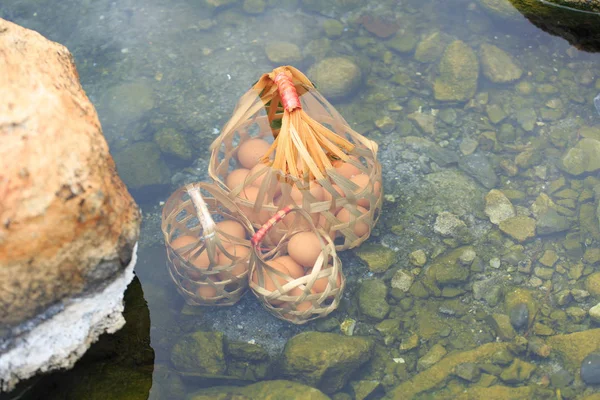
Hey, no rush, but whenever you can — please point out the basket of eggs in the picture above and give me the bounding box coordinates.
[208,66,383,253]
[249,206,344,324]
[161,182,254,306]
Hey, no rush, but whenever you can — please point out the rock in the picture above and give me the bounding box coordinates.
[350,380,382,400]
[590,303,600,323]
[486,314,516,340]
[188,380,331,400]
[505,288,537,327]
[499,358,536,383]
[407,111,435,135]
[399,334,420,353]
[279,332,374,394]
[170,331,226,374]
[358,280,390,321]
[539,250,558,267]
[154,127,193,161]
[308,57,362,100]
[112,142,172,191]
[386,31,419,53]
[426,246,472,287]
[582,353,600,385]
[486,104,507,124]
[515,108,537,132]
[458,153,498,189]
[205,0,238,10]
[226,340,270,381]
[473,277,503,306]
[586,272,600,297]
[536,209,572,235]
[547,329,600,370]
[0,18,141,391]
[434,40,479,102]
[265,41,302,64]
[485,190,516,225]
[477,0,521,20]
[418,343,447,371]
[528,336,551,358]
[479,43,522,83]
[102,81,155,126]
[509,303,530,331]
[434,212,467,237]
[560,139,600,175]
[414,31,449,63]
[407,169,485,218]
[454,363,481,382]
[242,0,266,14]
[354,244,396,273]
[323,19,344,38]
[391,270,414,292]
[498,216,536,242]
[409,250,428,266]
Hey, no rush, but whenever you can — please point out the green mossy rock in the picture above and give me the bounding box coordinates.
[477,0,521,20]
[102,81,155,124]
[586,272,600,297]
[453,385,539,400]
[384,342,510,399]
[265,41,302,64]
[171,331,226,374]
[354,244,396,273]
[188,380,330,400]
[358,279,390,320]
[479,43,522,83]
[504,288,537,326]
[386,31,419,54]
[498,216,536,242]
[323,19,344,38]
[112,142,171,190]
[426,246,472,287]
[154,127,193,161]
[414,31,449,63]
[308,57,362,100]
[560,138,600,176]
[499,358,536,383]
[279,332,374,394]
[547,329,600,371]
[434,40,479,102]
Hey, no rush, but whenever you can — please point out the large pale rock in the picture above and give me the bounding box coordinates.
[0,18,140,390]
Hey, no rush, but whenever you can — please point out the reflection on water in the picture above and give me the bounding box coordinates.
[2,0,600,398]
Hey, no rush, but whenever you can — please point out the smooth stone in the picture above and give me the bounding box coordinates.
[265,41,302,64]
[458,153,498,189]
[509,303,530,331]
[434,40,479,102]
[479,43,523,83]
[582,353,600,385]
[485,189,516,225]
[308,57,362,100]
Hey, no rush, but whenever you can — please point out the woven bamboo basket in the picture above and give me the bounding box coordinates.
[249,206,345,324]
[161,182,254,306]
[208,66,383,252]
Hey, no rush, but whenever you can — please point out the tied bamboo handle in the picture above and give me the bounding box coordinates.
[186,184,216,238]
[251,205,293,247]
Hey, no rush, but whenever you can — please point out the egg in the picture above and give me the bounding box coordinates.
[350,173,381,209]
[287,232,322,268]
[317,214,337,239]
[307,266,342,294]
[335,205,370,238]
[238,186,272,224]
[216,220,246,242]
[226,168,250,189]
[252,260,296,305]
[278,181,323,227]
[237,138,271,169]
[272,255,304,278]
[196,278,218,298]
[170,235,197,254]
[333,156,361,178]
[218,244,250,279]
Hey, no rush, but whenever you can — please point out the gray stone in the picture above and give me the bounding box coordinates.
[486,313,516,340]
[265,41,302,64]
[458,153,498,189]
[536,209,572,235]
[434,212,467,237]
[560,138,600,175]
[391,270,414,292]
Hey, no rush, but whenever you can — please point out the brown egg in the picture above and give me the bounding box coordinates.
[252,260,295,305]
[196,277,218,298]
[272,255,304,278]
[350,173,381,208]
[218,244,250,279]
[187,248,215,279]
[237,138,271,169]
[307,266,342,294]
[226,168,250,189]
[216,220,246,242]
[288,232,322,268]
[333,156,361,178]
[170,235,197,254]
[290,181,324,203]
[336,206,369,238]
[238,186,271,224]
[317,214,337,239]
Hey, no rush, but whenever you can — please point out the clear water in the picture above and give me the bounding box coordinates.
[2,0,600,399]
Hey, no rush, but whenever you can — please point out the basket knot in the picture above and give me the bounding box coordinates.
[273,72,301,112]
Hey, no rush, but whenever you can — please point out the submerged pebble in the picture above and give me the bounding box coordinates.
[581,353,600,385]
